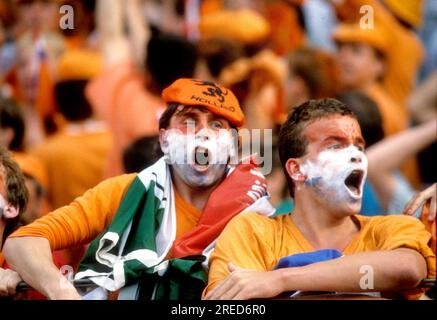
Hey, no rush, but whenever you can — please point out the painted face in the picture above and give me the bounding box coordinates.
[161,107,236,188]
[300,116,367,213]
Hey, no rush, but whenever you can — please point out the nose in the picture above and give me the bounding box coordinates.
[350,155,362,163]
[196,127,212,141]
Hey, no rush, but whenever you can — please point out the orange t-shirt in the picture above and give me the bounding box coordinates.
[30,127,112,210]
[205,213,436,299]
[9,174,202,255]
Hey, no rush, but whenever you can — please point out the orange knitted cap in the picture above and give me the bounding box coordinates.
[161,78,244,127]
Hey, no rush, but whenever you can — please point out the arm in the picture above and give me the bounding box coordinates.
[404,183,436,221]
[205,248,427,300]
[97,0,130,66]
[407,71,437,124]
[2,174,135,299]
[366,120,437,210]
[3,238,80,299]
[124,0,150,68]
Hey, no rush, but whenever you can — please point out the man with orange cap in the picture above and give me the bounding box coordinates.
[2,78,274,300]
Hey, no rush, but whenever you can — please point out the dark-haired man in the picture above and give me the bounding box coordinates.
[204,98,435,300]
[3,78,274,300]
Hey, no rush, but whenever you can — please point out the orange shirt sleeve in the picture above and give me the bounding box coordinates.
[372,215,436,279]
[371,215,436,299]
[9,174,137,251]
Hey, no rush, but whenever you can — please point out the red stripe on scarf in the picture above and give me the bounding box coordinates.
[172,157,267,258]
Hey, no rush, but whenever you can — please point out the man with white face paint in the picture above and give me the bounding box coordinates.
[205,98,435,300]
[3,78,274,300]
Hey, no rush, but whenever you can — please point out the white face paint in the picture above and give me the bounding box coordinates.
[300,145,367,208]
[161,128,236,188]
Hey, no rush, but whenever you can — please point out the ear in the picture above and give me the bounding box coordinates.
[3,204,19,219]
[159,129,168,153]
[285,158,306,183]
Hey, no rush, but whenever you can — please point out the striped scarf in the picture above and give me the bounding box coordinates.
[75,157,274,299]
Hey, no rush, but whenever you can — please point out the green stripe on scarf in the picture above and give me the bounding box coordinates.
[76,159,207,299]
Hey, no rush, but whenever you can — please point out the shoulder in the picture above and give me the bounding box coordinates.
[96,173,137,190]
[366,214,423,226]
[224,212,284,238]
[359,214,427,235]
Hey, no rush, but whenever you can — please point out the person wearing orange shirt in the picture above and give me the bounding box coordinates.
[2,78,274,300]
[204,99,435,300]
[332,0,424,108]
[333,22,421,188]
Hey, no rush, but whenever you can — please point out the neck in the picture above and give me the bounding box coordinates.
[291,191,359,250]
[171,170,223,212]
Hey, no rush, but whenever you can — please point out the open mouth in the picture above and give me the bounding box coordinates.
[344,169,364,198]
[193,147,210,171]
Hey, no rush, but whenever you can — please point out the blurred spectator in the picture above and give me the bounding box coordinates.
[196,37,245,82]
[301,0,337,52]
[30,77,111,210]
[0,96,50,223]
[0,96,25,152]
[263,0,306,56]
[284,47,340,116]
[332,0,425,108]
[87,0,197,177]
[219,49,287,131]
[418,0,437,81]
[333,22,421,188]
[13,152,49,225]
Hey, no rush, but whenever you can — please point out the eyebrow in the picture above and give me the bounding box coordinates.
[324,136,366,146]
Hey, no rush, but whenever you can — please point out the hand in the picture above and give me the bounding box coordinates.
[204,263,283,300]
[0,268,22,297]
[47,276,82,300]
[404,183,436,221]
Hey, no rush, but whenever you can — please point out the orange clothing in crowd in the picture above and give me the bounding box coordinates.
[334,0,424,107]
[9,174,203,257]
[0,253,4,268]
[86,61,166,177]
[30,123,112,210]
[364,84,420,187]
[364,84,407,137]
[205,212,436,299]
